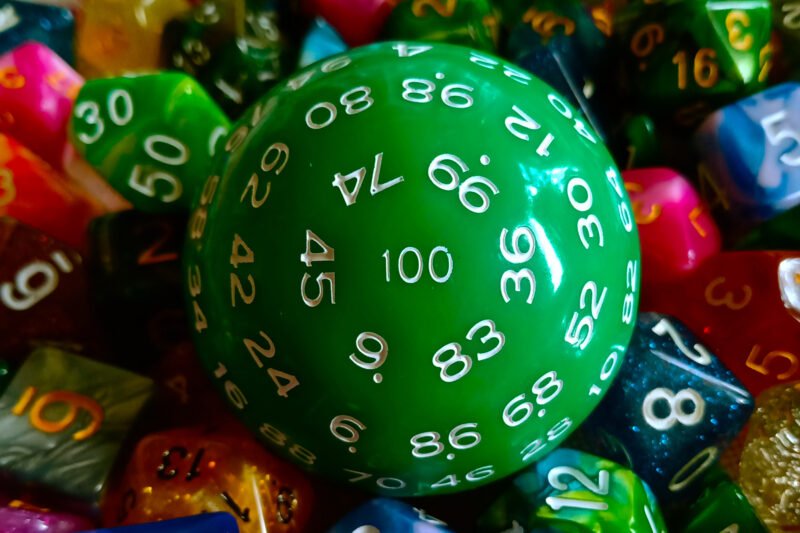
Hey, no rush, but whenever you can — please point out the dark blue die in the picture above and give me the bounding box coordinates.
[328,498,453,533]
[82,512,238,532]
[695,82,800,235]
[504,1,611,140]
[0,1,74,64]
[578,313,754,504]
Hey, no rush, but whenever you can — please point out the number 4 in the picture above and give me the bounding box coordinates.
[301,230,335,266]
[268,368,299,398]
[332,152,404,206]
[393,43,432,57]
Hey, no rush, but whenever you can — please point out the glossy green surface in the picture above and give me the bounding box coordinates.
[381,0,499,52]
[185,42,640,496]
[70,73,230,212]
[616,0,772,125]
[476,448,667,532]
[682,469,768,533]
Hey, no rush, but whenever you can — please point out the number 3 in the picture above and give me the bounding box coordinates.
[501,269,536,304]
[704,277,752,310]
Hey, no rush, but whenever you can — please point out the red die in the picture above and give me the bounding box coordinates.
[623,168,721,288]
[0,218,96,361]
[643,251,800,396]
[0,42,83,169]
[0,134,99,252]
[303,0,397,45]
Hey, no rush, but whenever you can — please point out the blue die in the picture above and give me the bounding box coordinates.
[577,313,754,503]
[328,498,453,533]
[0,1,74,64]
[298,17,348,69]
[695,82,800,233]
[82,512,238,532]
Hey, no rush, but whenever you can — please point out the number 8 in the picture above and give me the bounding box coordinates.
[642,387,705,430]
[340,86,373,115]
[432,343,472,382]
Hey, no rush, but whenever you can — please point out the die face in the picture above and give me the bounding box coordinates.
[617,0,773,126]
[682,472,768,533]
[145,342,230,430]
[185,42,640,496]
[644,251,800,397]
[87,211,188,370]
[695,82,800,235]
[580,313,754,502]
[298,18,348,69]
[739,382,800,530]
[0,218,96,361]
[476,448,667,532]
[622,168,721,286]
[85,512,239,532]
[328,498,453,532]
[0,42,83,169]
[75,0,194,78]
[162,0,243,80]
[88,211,185,307]
[0,134,100,252]
[70,73,230,212]
[0,2,75,65]
[201,9,293,119]
[305,0,396,46]
[381,0,499,52]
[0,347,154,507]
[108,426,312,532]
[166,0,294,118]
[0,505,94,532]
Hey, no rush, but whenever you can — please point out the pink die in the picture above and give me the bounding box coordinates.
[623,167,721,287]
[0,42,83,169]
[303,0,397,45]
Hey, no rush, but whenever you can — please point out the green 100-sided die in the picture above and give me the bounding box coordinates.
[185,41,641,496]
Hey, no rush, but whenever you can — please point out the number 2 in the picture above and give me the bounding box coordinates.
[412,0,456,17]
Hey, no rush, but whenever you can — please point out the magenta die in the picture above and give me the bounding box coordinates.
[623,167,721,288]
[0,504,93,532]
[0,42,83,169]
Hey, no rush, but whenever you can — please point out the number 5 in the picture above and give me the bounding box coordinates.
[745,344,799,380]
[128,165,183,203]
[761,110,800,170]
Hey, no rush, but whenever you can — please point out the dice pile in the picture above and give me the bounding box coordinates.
[0,0,799,531]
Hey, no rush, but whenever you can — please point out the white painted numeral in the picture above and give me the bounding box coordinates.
[1,257,68,311]
[393,43,432,57]
[410,423,480,459]
[428,153,498,213]
[502,371,563,427]
[402,78,474,109]
[333,152,404,206]
[668,446,718,492]
[433,320,505,382]
[651,317,713,365]
[642,387,705,430]
[505,105,554,156]
[305,86,373,130]
[544,466,609,512]
[384,247,453,284]
[565,281,607,350]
